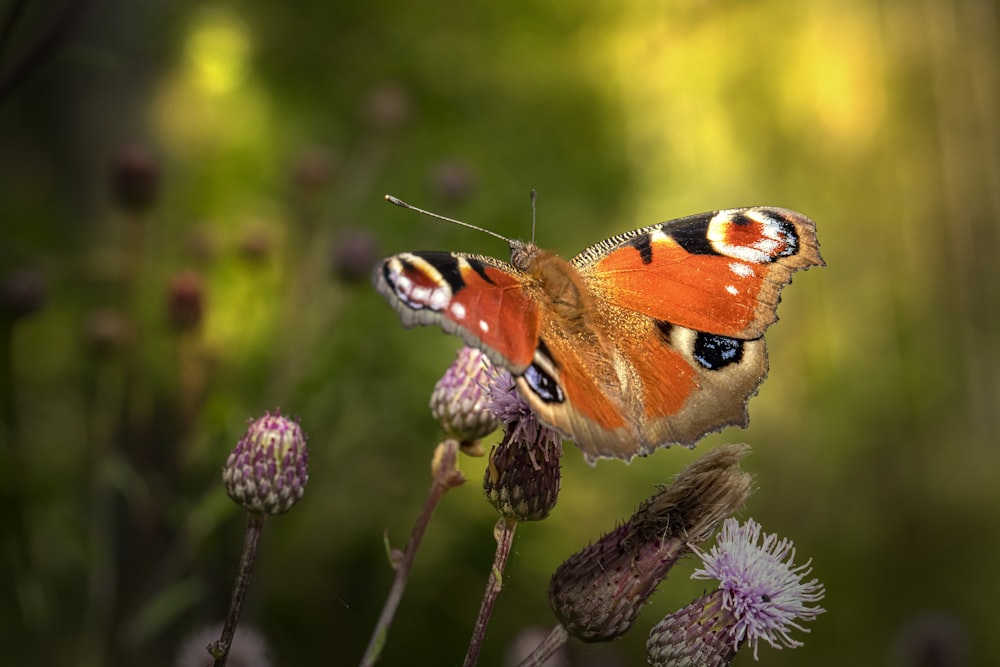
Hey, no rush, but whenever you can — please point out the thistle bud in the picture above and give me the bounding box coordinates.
[363,82,410,130]
[223,411,309,515]
[482,370,562,521]
[548,444,753,642]
[330,227,380,285]
[1,268,46,323]
[429,159,476,204]
[111,142,160,213]
[648,518,826,664]
[166,270,204,332]
[646,590,737,666]
[430,347,499,450]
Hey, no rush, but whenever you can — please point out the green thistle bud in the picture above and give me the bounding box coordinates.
[548,444,753,642]
[430,347,499,449]
[223,411,309,515]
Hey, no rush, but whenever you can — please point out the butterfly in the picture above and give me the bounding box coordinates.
[373,196,823,462]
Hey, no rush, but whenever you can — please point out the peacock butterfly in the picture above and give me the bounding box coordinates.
[373,195,823,462]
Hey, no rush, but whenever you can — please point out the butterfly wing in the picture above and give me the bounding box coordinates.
[575,207,823,337]
[373,251,540,372]
[516,310,769,462]
[518,207,822,461]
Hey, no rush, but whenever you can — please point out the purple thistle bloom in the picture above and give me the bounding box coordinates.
[482,367,563,521]
[691,518,826,659]
[485,368,562,452]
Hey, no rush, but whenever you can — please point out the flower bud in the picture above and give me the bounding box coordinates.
[429,159,476,204]
[482,369,562,521]
[646,590,737,667]
[548,444,753,642]
[1,268,46,323]
[111,142,160,212]
[430,347,499,449]
[363,82,410,130]
[167,270,204,332]
[223,411,309,515]
[330,227,380,285]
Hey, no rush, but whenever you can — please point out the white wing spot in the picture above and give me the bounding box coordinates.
[479,320,490,333]
[450,302,466,320]
[726,284,739,295]
[729,261,754,278]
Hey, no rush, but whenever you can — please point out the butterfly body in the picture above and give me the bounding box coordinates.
[375,206,822,462]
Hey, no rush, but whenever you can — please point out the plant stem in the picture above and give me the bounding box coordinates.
[210,513,265,667]
[358,440,464,667]
[463,517,517,667]
[517,624,569,667]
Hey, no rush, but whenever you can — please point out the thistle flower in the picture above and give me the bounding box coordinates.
[430,347,499,451]
[482,369,562,521]
[647,518,825,665]
[223,411,309,516]
[549,444,753,642]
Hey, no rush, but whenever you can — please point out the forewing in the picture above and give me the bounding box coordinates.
[373,251,540,372]
[574,207,823,339]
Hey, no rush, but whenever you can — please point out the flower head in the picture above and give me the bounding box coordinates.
[550,444,754,642]
[482,369,563,521]
[430,347,500,450]
[485,369,561,452]
[223,411,309,515]
[688,518,825,659]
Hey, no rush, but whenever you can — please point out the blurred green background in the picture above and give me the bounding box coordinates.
[1,1,997,665]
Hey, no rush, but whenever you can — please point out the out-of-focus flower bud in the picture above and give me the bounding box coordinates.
[167,270,204,332]
[111,142,160,213]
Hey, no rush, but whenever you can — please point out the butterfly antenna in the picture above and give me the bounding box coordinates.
[384,195,514,244]
[529,189,537,244]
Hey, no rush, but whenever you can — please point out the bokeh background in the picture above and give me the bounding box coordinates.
[1,1,997,665]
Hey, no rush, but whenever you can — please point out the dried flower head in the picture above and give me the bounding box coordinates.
[549,444,753,642]
[430,347,500,449]
[648,518,825,664]
[223,411,309,515]
[482,369,562,521]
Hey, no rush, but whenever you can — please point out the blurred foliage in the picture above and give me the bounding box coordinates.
[1,0,997,665]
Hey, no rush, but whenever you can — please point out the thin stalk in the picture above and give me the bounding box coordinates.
[517,624,569,667]
[463,517,517,667]
[358,440,464,667]
[210,513,266,667]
